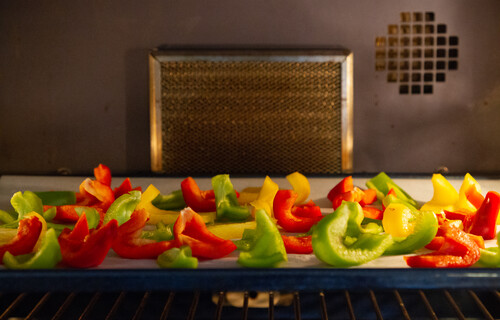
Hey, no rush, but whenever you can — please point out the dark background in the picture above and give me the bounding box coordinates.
[1,0,499,176]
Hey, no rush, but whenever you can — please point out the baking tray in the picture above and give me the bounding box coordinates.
[0,174,499,292]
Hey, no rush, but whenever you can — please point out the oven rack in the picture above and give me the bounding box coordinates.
[0,289,498,320]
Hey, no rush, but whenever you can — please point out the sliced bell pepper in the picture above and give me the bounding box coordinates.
[420,174,459,212]
[475,232,500,267]
[157,246,198,269]
[94,163,112,186]
[237,187,261,205]
[404,222,480,268]
[382,203,417,238]
[45,205,102,226]
[152,189,186,211]
[312,201,393,267]
[366,172,417,207]
[112,209,177,259]
[212,175,250,222]
[443,209,476,231]
[137,185,216,225]
[273,190,322,233]
[141,222,174,241]
[250,176,279,217]
[207,221,257,240]
[467,191,500,240]
[384,210,438,255]
[465,184,485,210]
[455,173,482,213]
[0,213,44,261]
[34,191,76,206]
[78,178,115,211]
[3,228,62,269]
[327,176,353,202]
[235,209,288,268]
[281,234,313,254]
[11,191,44,219]
[113,178,142,199]
[286,172,310,205]
[103,190,141,226]
[174,207,237,259]
[58,214,118,268]
[0,209,17,224]
[181,177,216,212]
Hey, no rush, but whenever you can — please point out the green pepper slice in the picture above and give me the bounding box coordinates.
[152,189,186,211]
[475,233,500,267]
[157,246,198,269]
[366,172,418,207]
[312,201,393,267]
[384,211,438,255]
[3,228,62,269]
[103,190,141,226]
[235,209,287,268]
[34,191,76,206]
[212,174,250,221]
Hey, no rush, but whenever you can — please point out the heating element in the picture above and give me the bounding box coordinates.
[0,289,498,319]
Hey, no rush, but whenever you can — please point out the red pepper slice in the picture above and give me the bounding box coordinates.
[113,177,142,198]
[173,207,236,259]
[405,223,480,268]
[0,215,43,261]
[58,215,118,268]
[467,191,500,240]
[94,164,112,187]
[112,209,177,259]
[327,176,353,202]
[362,206,383,220]
[180,177,216,212]
[273,190,323,233]
[281,235,313,254]
[360,188,377,206]
[78,179,115,211]
[443,209,476,231]
[331,189,365,210]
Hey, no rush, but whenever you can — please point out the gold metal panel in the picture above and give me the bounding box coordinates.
[149,49,353,175]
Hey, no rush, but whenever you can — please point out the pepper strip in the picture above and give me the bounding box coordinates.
[157,246,198,269]
[3,228,62,269]
[58,214,118,268]
[312,201,393,267]
[420,174,459,212]
[235,209,288,268]
[174,207,237,259]
[0,213,44,261]
[286,172,310,205]
[112,209,177,259]
[281,235,313,254]
[467,191,500,240]
[250,176,279,217]
[404,222,480,268]
[366,172,417,207]
[273,190,322,233]
[137,185,215,225]
[384,210,438,255]
[212,175,250,222]
[181,177,216,212]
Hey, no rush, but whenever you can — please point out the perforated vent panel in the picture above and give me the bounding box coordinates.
[150,51,352,175]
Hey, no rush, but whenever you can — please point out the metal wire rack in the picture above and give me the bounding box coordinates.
[0,289,498,320]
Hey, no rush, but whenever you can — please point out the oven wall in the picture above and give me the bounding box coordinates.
[1,0,499,176]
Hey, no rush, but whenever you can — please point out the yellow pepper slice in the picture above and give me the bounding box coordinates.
[420,174,459,213]
[237,187,261,205]
[455,173,482,212]
[137,185,215,225]
[382,203,416,238]
[250,176,279,217]
[286,171,310,205]
[207,221,257,240]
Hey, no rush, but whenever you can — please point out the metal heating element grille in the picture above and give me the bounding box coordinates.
[149,49,353,176]
[0,289,498,320]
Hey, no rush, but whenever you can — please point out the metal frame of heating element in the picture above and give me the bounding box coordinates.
[149,48,353,175]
